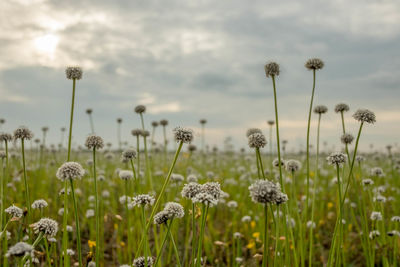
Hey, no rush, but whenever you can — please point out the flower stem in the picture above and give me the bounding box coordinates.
[21,139,31,224]
[196,204,209,267]
[271,75,283,186]
[92,148,100,265]
[69,179,82,267]
[191,203,197,267]
[263,204,269,267]
[155,220,174,266]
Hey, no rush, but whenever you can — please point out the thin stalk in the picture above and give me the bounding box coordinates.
[271,75,283,186]
[336,164,344,266]
[21,139,31,225]
[117,122,122,151]
[169,226,182,267]
[92,148,100,265]
[125,180,132,263]
[89,114,95,134]
[62,180,68,267]
[154,220,174,266]
[140,113,153,190]
[141,206,149,267]
[191,203,197,267]
[263,204,269,267]
[196,204,209,267]
[69,179,82,266]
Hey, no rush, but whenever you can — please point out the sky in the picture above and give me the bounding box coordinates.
[0,0,399,153]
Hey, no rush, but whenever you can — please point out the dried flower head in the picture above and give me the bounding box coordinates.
[56,162,85,181]
[132,194,155,207]
[134,105,146,114]
[264,62,280,77]
[285,160,302,172]
[370,211,382,221]
[151,121,159,127]
[173,127,193,144]
[248,133,267,148]
[133,256,154,267]
[0,133,12,142]
[353,109,376,124]
[32,218,58,237]
[326,152,347,166]
[160,119,168,126]
[334,103,350,113]
[246,128,262,137]
[192,192,219,206]
[305,58,324,70]
[313,105,328,114]
[181,182,202,199]
[202,182,222,199]
[267,120,275,126]
[13,127,33,140]
[341,133,354,145]
[361,179,374,186]
[122,148,136,160]
[248,179,288,205]
[154,210,170,225]
[85,135,104,150]
[131,129,142,136]
[66,66,83,80]
[200,119,207,124]
[31,199,48,209]
[5,242,33,257]
[164,202,185,218]
[5,205,23,218]
[119,170,134,180]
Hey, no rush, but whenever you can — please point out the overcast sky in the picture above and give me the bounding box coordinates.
[0,0,399,152]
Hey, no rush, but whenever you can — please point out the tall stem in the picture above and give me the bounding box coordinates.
[196,204,209,267]
[154,220,174,266]
[263,204,269,267]
[271,75,283,187]
[70,179,82,266]
[125,180,132,263]
[21,139,31,223]
[191,203,197,267]
[67,79,76,161]
[92,148,100,265]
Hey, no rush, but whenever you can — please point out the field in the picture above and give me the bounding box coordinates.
[0,62,398,267]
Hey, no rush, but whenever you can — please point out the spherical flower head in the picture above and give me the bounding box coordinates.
[86,209,95,218]
[164,202,184,218]
[275,192,289,205]
[202,182,222,200]
[341,133,354,145]
[192,192,218,206]
[85,135,104,150]
[313,105,328,114]
[141,130,150,137]
[117,118,123,123]
[273,158,285,167]
[353,109,376,124]
[181,182,202,199]
[369,230,380,240]
[5,242,33,257]
[32,218,58,237]
[5,205,23,218]
[0,132,12,142]
[122,149,136,160]
[131,129,142,137]
[267,120,275,126]
[305,58,324,70]
[361,178,374,186]
[264,62,280,77]
[248,133,267,149]
[65,66,83,80]
[31,199,48,209]
[326,152,347,166]
[56,162,85,181]
[173,127,194,144]
[285,159,301,172]
[151,121,159,127]
[370,167,385,177]
[188,144,197,152]
[248,179,284,204]
[160,119,168,126]
[133,256,154,267]
[119,170,134,180]
[13,127,33,140]
[86,108,93,115]
[154,210,170,225]
[134,105,146,114]
[133,194,155,207]
[334,103,349,113]
[246,128,262,137]
[356,155,365,163]
[370,211,382,221]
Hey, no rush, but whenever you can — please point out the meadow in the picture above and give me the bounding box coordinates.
[0,60,398,267]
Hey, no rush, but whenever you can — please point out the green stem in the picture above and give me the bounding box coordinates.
[196,204,209,267]
[21,139,31,223]
[263,204,269,267]
[271,75,283,187]
[92,148,100,265]
[169,225,182,267]
[141,206,149,267]
[155,220,174,266]
[70,179,82,267]
[125,180,132,263]
[191,203,197,267]
[67,79,76,161]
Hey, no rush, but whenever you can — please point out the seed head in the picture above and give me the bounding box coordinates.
[192,192,218,206]
[181,182,202,199]
[5,242,33,257]
[5,205,23,218]
[353,109,376,124]
[117,118,122,123]
[248,179,288,205]
[32,218,58,237]
[164,202,184,218]
[154,210,170,225]
[119,170,134,180]
[341,133,354,145]
[56,162,85,181]
[202,182,222,199]
[86,108,92,115]
[334,103,349,113]
[133,256,154,267]
[151,121,159,127]
[31,199,48,209]
[85,135,104,150]
[305,58,324,70]
[134,105,146,114]
[122,148,136,160]
[0,133,12,142]
[173,127,194,144]
[267,120,275,126]
[370,211,382,221]
[248,133,267,148]
[141,130,150,137]
[246,128,262,137]
[131,129,142,137]
[326,152,347,166]
[132,194,155,207]
[160,119,168,126]
[13,127,33,140]
[264,62,280,77]
[313,105,328,114]
[200,119,207,125]
[285,160,301,172]
[370,167,385,177]
[65,66,83,80]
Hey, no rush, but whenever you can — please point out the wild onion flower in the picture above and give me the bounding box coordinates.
[5,205,23,218]
[248,133,267,148]
[86,209,95,218]
[85,135,104,150]
[306,221,316,229]
[164,202,185,218]
[285,160,301,172]
[370,211,383,221]
[264,62,280,77]
[132,194,155,207]
[5,242,33,257]
[248,179,288,205]
[65,66,83,80]
[391,216,400,222]
[31,199,48,209]
[313,105,328,114]
[173,127,193,144]
[56,162,85,181]
[241,215,251,223]
[32,218,58,237]
[160,119,168,126]
[341,133,354,145]
[227,200,238,208]
[273,158,285,167]
[305,58,324,70]
[134,105,146,114]
[246,128,262,137]
[119,195,131,205]
[154,211,170,225]
[370,167,385,177]
[353,109,376,124]
[326,152,347,166]
[362,179,374,186]
[119,170,134,180]
[122,149,136,160]
[133,256,154,267]
[267,120,274,126]
[334,103,349,113]
[0,132,12,142]
[131,129,142,136]
[369,230,380,240]
[13,127,33,140]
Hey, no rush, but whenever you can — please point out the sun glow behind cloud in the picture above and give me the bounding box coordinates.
[34,34,59,57]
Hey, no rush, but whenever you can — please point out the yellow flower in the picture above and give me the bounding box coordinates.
[246,240,256,249]
[120,241,125,247]
[250,221,256,229]
[310,171,315,178]
[252,232,260,239]
[88,240,96,248]
[327,202,333,209]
